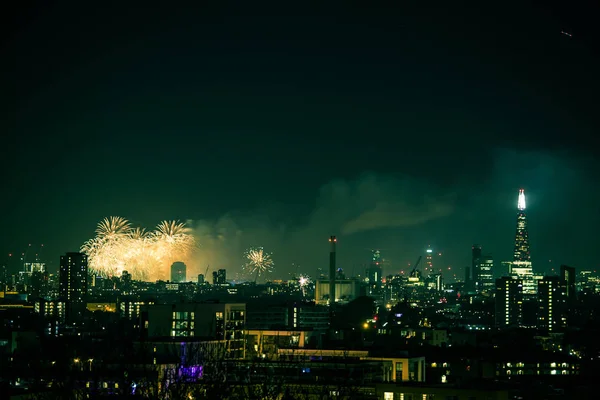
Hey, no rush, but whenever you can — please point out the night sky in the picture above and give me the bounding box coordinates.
[3,1,599,279]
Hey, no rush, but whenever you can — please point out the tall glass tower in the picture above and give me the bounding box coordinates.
[513,189,530,262]
[510,189,536,294]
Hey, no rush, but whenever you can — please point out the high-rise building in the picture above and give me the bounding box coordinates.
[170,261,187,283]
[471,244,481,281]
[425,246,434,274]
[513,189,530,261]
[197,274,205,284]
[472,245,495,293]
[121,270,132,292]
[426,273,443,292]
[495,277,523,329]
[501,261,512,277]
[366,249,383,290]
[537,276,568,332]
[510,189,536,294]
[477,255,494,292]
[560,265,576,305]
[59,252,88,321]
[215,269,227,285]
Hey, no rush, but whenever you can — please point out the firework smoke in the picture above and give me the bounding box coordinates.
[243,247,274,282]
[81,216,196,281]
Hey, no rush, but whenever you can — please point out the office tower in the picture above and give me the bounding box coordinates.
[510,189,536,294]
[27,270,46,299]
[501,261,512,278]
[426,273,443,292]
[217,269,227,285]
[121,271,132,293]
[560,265,576,305]
[537,276,568,332]
[470,244,482,290]
[197,274,205,284]
[170,261,187,283]
[212,271,218,285]
[465,244,481,291]
[425,246,434,273]
[59,252,88,321]
[495,277,523,329]
[478,255,494,292]
[366,249,382,290]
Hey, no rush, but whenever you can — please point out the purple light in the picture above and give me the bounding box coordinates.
[179,365,203,381]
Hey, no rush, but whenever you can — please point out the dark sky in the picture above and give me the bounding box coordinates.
[2,1,599,279]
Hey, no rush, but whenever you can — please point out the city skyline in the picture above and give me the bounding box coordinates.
[1,188,593,282]
[3,3,599,279]
[4,3,600,399]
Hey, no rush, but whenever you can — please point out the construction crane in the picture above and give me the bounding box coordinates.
[410,256,422,278]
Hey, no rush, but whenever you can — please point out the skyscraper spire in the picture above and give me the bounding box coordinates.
[513,189,530,262]
[518,188,526,211]
[510,189,536,295]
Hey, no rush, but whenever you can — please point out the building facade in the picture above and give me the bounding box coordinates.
[170,261,187,283]
[537,276,567,332]
[59,252,88,321]
[142,302,246,358]
[477,255,494,293]
[495,277,523,329]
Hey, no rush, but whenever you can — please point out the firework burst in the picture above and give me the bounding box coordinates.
[81,217,196,281]
[244,247,274,282]
[298,275,311,297]
[96,216,131,240]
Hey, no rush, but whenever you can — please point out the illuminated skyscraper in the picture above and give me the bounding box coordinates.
[510,189,536,294]
[513,189,530,262]
[366,249,383,291]
[478,255,494,292]
[425,246,433,274]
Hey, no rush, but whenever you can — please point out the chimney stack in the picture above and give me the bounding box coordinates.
[329,236,336,307]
